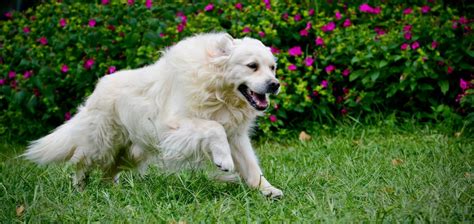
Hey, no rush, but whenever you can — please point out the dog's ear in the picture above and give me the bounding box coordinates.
[215,34,234,57]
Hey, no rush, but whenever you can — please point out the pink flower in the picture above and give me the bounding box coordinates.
[59,18,67,27]
[359,3,374,13]
[288,64,297,71]
[84,58,95,70]
[305,21,312,30]
[401,43,410,50]
[270,46,280,54]
[342,69,350,77]
[341,108,348,115]
[308,9,315,16]
[89,19,96,27]
[404,32,412,40]
[8,71,16,79]
[325,65,336,74]
[335,11,342,20]
[304,57,314,67]
[374,27,385,36]
[65,112,71,121]
[315,36,324,46]
[258,31,265,37]
[411,41,420,50]
[460,79,469,90]
[108,66,116,74]
[235,3,243,10]
[101,0,109,4]
[23,70,32,79]
[263,0,271,10]
[421,5,431,14]
[204,3,214,11]
[288,46,302,56]
[372,7,381,14]
[61,64,69,73]
[431,41,438,49]
[269,115,277,123]
[0,79,5,85]
[294,14,302,22]
[403,25,412,32]
[459,16,468,24]
[23,27,30,33]
[38,36,48,45]
[300,29,308,36]
[177,23,185,32]
[321,80,328,88]
[403,8,412,15]
[159,33,165,37]
[343,19,352,27]
[127,0,134,5]
[321,21,336,32]
[447,66,453,74]
[242,27,251,33]
[282,13,289,20]
[4,12,12,19]
[274,104,279,110]
[145,0,152,9]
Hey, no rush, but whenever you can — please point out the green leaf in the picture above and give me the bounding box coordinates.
[349,70,364,82]
[438,80,449,95]
[370,71,380,82]
[378,60,388,68]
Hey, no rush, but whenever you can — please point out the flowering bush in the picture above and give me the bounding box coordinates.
[0,0,473,139]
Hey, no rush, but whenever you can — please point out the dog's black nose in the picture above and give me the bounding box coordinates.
[267,80,280,94]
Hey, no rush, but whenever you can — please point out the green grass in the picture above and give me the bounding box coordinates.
[1,122,473,222]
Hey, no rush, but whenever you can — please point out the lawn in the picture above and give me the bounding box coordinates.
[1,122,472,222]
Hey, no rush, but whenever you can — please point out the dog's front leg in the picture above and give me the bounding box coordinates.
[230,134,283,198]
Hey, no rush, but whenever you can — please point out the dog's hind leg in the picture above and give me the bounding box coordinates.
[160,119,234,172]
[72,162,90,191]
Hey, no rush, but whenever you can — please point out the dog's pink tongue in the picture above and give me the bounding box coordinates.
[252,92,268,108]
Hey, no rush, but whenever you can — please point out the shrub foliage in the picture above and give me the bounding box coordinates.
[0,0,473,139]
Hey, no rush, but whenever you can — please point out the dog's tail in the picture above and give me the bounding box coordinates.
[22,119,77,165]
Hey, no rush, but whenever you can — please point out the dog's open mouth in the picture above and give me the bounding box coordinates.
[238,84,268,111]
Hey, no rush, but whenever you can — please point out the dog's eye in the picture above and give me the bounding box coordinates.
[270,65,275,71]
[247,63,258,71]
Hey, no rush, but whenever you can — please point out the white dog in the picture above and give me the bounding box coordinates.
[23,33,283,198]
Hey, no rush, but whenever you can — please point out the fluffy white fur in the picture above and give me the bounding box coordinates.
[23,33,283,197]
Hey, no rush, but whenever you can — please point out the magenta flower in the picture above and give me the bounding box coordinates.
[288,46,302,56]
[421,5,431,14]
[8,71,16,79]
[374,27,385,36]
[341,108,348,115]
[269,115,277,123]
[159,33,165,37]
[127,0,134,5]
[108,66,117,74]
[270,46,280,54]
[321,21,336,32]
[282,13,289,20]
[325,65,336,74]
[235,3,243,10]
[258,31,265,37]
[4,12,13,19]
[401,43,410,50]
[431,41,438,49]
[145,0,152,9]
[101,0,109,4]
[177,23,185,32]
[23,70,32,79]
[321,80,328,88]
[372,7,381,14]
[304,57,314,67]
[300,29,308,36]
[359,3,374,13]
[84,58,95,70]
[204,3,214,11]
[404,32,412,40]
[342,69,351,77]
[411,41,420,50]
[403,8,412,15]
[309,8,315,16]
[61,64,69,73]
[0,79,5,85]
[263,0,271,10]
[23,27,30,33]
[403,25,412,32]
[65,112,71,121]
[315,36,324,46]
[343,19,352,27]
[335,11,342,20]
[288,64,297,71]
[294,14,302,22]
[88,19,96,27]
[242,27,251,33]
[59,18,67,27]
[305,21,312,30]
[38,36,48,45]
[460,79,469,90]
[459,16,468,24]
[447,66,453,74]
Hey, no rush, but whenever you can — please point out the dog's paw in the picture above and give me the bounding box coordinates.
[213,155,235,172]
[260,186,283,199]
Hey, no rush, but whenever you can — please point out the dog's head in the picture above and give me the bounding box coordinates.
[212,34,280,111]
